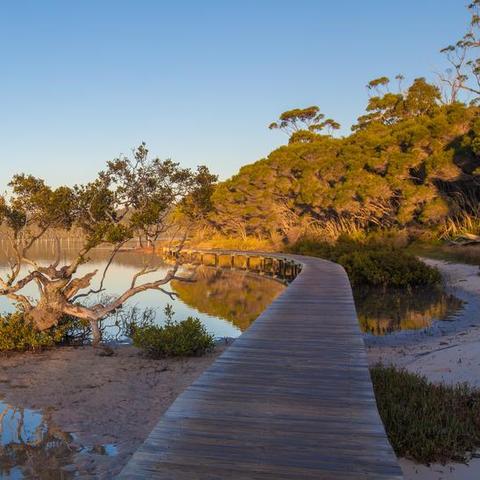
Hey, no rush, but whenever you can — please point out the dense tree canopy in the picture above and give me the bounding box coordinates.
[206,1,480,245]
[208,81,480,243]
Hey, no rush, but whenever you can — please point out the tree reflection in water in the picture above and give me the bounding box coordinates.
[171,266,285,332]
[355,286,464,335]
[0,400,76,479]
[172,267,464,337]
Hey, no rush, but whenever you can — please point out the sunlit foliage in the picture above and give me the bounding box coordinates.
[209,78,480,243]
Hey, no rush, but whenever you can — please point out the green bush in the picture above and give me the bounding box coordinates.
[290,237,441,288]
[132,317,215,358]
[0,312,55,352]
[371,364,480,463]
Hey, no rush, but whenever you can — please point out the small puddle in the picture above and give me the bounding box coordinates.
[354,286,465,335]
[0,399,118,478]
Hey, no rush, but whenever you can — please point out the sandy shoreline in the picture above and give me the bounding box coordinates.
[1,257,480,479]
[0,343,227,478]
[367,257,480,480]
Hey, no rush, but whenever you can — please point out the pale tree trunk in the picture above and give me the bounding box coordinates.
[90,320,102,347]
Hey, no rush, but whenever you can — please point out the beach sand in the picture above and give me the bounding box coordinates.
[368,258,480,480]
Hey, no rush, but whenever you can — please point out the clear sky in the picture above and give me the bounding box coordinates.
[0,0,469,189]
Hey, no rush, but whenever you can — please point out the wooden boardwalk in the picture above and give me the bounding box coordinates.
[117,252,403,479]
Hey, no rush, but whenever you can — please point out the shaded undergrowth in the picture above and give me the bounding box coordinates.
[289,237,441,288]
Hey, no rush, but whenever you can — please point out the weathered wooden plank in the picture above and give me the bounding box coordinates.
[117,252,403,479]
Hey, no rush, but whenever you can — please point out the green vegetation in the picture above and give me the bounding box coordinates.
[205,1,480,247]
[0,312,92,352]
[0,305,156,352]
[371,364,480,463]
[290,238,441,288]
[131,305,215,358]
[132,318,214,358]
[208,92,480,245]
[0,144,216,346]
[0,313,56,352]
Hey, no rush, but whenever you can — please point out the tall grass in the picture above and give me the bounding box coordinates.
[439,213,480,241]
[191,234,276,252]
[305,218,366,243]
[439,189,480,241]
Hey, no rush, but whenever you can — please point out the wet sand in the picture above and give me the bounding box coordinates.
[0,343,227,478]
[1,257,479,479]
[368,258,480,480]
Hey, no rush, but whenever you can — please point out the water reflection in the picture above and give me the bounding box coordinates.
[0,399,119,479]
[0,242,283,339]
[0,400,76,479]
[171,267,285,331]
[355,286,464,335]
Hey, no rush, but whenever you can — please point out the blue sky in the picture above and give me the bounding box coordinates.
[0,0,468,188]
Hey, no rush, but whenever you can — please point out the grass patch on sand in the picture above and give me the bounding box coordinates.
[371,364,480,464]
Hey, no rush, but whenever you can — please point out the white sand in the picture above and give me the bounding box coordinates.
[368,258,480,480]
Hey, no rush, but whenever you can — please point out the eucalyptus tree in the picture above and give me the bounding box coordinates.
[268,106,340,143]
[0,144,216,344]
[439,0,480,103]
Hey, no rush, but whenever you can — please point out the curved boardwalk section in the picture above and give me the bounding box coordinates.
[118,254,403,479]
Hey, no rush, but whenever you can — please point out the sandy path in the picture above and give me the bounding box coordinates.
[0,343,227,478]
[368,258,480,480]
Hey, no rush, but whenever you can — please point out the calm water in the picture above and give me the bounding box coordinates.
[0,242,468,477]
[0,242,284,339]
[0,399,118,479]
[354,286,464,335]
[0,242,286,478]
[0,241,466,339]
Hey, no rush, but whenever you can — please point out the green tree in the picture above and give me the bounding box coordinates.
[354,78,440,130]
[209,98,479,243]
[269,106,340,140]
[0,144,216,345]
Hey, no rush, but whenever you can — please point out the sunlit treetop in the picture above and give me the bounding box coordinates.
[269,106,341,143]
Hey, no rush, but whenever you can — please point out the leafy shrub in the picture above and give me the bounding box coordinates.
[290,237,441,288]
[371,364,480,463]
[0,312,55,352]
[132,315,215,358]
